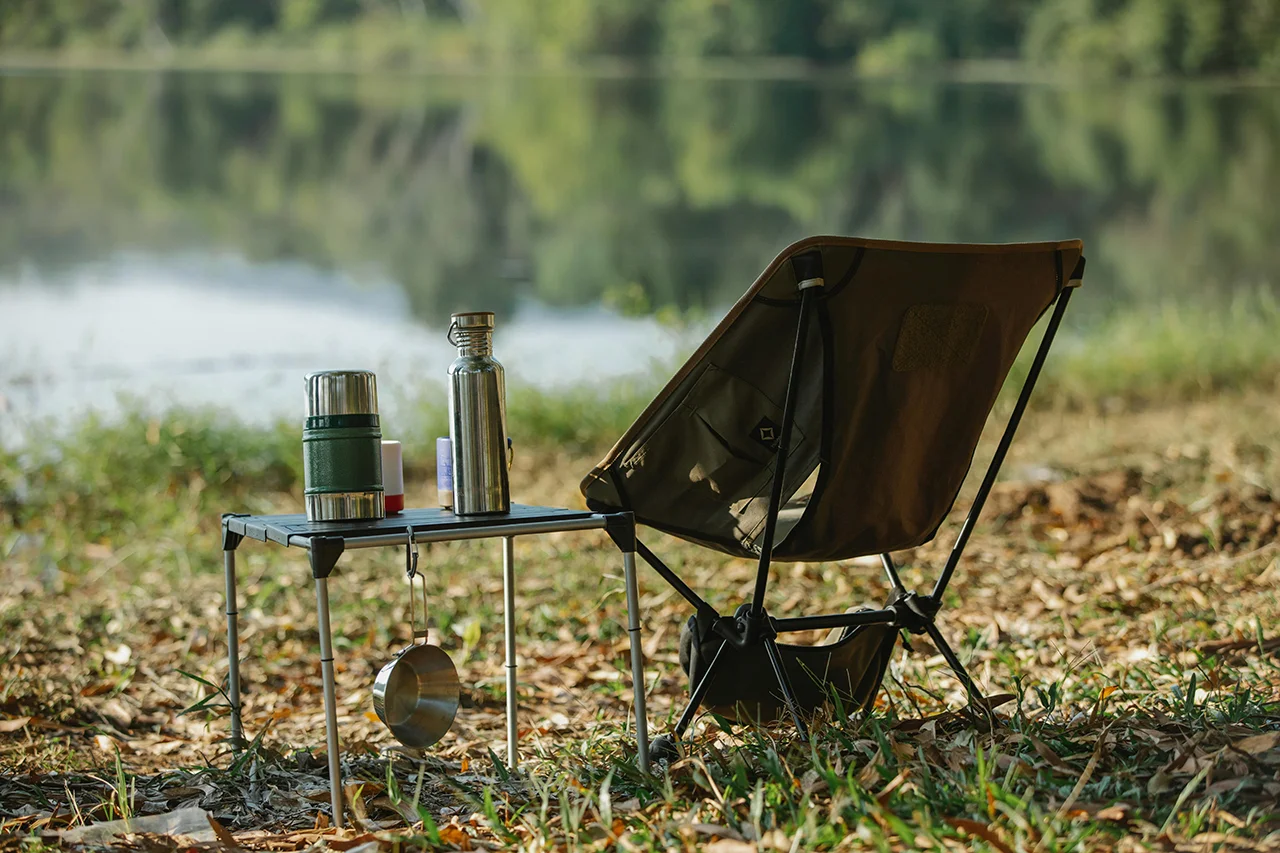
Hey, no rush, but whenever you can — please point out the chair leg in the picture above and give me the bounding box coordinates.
[649,638,729,761]
[675,638,729,737]
[921,620,996,728]
[763,636,810,742]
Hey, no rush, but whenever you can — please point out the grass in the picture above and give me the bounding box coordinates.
[1,307,1280,850]
[1023,288,1280,405]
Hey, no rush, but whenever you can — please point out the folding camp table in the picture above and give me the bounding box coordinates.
[219,505,648,828]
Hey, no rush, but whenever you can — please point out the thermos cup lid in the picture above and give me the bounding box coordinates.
[450,311,494,330]
[305,370,379,417]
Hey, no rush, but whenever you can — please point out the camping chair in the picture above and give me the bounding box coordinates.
[581,236,1085,760]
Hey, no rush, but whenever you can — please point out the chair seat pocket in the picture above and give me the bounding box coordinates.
[621,365,803,540]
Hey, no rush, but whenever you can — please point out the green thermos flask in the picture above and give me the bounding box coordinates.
[303,370,385,522]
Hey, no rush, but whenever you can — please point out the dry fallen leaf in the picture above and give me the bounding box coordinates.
[1232,732,1279,755]
[97,697,133,730]
[875,769,910,807]
[437,824,473,850]
[1148,767,1175,795]
[0,716,30,733]
[1029,735,1075,774]
[945,817,1016,853]
[206,814,242,850]
[103,644,132,665]
[146,739,186,755]
[328,832,380,850]
[1094,803,1133,822]
[79,681,115,698]
[690,823,748,842]
[705,840,757,853]
[1059,723,1109,816]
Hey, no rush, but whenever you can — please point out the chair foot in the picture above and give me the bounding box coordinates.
[762,636,810,742]
[649,734,681,764]
[921,620,998,729]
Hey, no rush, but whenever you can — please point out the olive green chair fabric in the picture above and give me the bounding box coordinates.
[582,236,1085,562]
[680,608,899,723]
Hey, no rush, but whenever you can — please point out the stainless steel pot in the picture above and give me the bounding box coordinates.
[372,643,459,748]
[372,538,460,748]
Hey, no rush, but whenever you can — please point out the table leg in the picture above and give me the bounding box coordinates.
[502,536,518,770]
[223,548,244,750]
[314,576,345,828]
[623,550,650,773]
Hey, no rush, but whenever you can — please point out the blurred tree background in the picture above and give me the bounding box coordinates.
[2,0,1279,77]
[2,71,1277,323]
[1,1,1278,326]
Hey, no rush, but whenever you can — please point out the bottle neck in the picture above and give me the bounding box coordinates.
[452,327,493,358]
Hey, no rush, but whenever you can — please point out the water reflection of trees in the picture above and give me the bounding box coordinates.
[0,72,1276,324]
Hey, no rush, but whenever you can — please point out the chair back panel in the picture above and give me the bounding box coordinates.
[581,236,1084,561]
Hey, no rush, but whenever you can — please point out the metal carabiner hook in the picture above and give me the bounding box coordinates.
[405,526,418,580]
[405,526,428,645]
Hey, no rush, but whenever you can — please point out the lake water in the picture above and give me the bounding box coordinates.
[1,70,1277,437]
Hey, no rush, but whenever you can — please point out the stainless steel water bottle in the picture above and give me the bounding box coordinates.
[303,370,385,521]
[447,312,510,515]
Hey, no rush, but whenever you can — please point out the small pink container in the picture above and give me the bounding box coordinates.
[381,440,404,514]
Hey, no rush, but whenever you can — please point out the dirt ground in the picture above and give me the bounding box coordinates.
[2,392,1278,850]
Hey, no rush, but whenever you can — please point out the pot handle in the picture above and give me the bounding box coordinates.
[405,527,429,645]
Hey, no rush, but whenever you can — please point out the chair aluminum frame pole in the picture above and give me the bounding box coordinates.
[931,286,1074,603]
[749,284,818,618]
[648,276,822,754]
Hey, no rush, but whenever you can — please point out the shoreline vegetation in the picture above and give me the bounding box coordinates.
[3,287,1279,513]
[2,1,1278,82]
[4,59,1277,335]
[3,51,1280,89]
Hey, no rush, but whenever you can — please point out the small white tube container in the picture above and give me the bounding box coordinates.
[381,440,404,514]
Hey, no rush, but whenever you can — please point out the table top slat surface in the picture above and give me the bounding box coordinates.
[223,504,602,547]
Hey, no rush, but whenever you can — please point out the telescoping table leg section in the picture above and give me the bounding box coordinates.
[223,548,245,749]
[623,548,650,773]
[221,518,246,751]
[498,522,649,773]
[314,576,344,828]
[308,536,347,829]
[502,536,519,769]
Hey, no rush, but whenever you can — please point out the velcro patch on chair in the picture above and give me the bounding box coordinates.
[750,416,781,452]
[892,303,989,372]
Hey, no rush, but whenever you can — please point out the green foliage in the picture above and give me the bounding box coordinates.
[2,0,1278,77]
[1024,0,1280,76]
[5,71,1278,327]
[2,408,300,543]
[1,294,1275,555]
[1006,288,1280,405]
